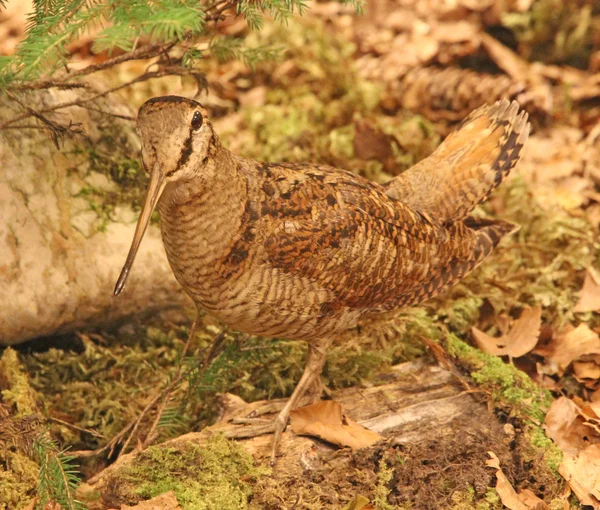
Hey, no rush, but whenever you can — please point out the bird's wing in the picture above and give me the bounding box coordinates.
[262,178,478,311]
[384,99,530,224]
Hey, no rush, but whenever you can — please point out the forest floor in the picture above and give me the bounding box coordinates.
[2,0,600,509]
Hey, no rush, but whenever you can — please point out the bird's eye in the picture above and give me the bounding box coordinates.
[191,111,203,130]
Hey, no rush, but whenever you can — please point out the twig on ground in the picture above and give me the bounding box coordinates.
[142,319,199,448]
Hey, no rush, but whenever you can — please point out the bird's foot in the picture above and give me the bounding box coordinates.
[223,405,292,465]
[270,407,291,466]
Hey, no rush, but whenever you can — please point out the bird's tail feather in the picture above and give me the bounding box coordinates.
[384,99,530,224]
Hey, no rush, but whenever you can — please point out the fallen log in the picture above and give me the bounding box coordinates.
[85,360,538,509]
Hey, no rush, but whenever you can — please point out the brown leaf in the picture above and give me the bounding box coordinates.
[572,396,600,424]
[472,307,541,358]
[534,324,600,375]
[536,177,592,211]
[353,119,401,173]
[120,491,182,510]
[341,495,374,510]
[574,270,600,313]
[290,401,382,450]
[573,357,600,388]
[544,397,600,458]
[587,204,600,228]
[238,86,267,108]
[519,489,550,509]
[486,452,548,509]
[559,444,600,507]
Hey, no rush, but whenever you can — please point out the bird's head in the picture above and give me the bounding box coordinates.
[138,95,215,182]
[114,95,215,296]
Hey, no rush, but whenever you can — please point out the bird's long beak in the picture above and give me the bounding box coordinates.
[114,166,167,296]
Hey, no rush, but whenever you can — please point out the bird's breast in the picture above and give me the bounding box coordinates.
[158,196,358,340]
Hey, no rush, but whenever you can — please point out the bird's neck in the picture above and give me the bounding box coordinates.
[159,146,246,208]
[155,145,252,303]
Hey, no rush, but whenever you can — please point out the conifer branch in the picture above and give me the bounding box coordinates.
[0,63,194,130]
[35,435,85,510]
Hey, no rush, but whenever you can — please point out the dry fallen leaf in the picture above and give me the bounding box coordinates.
[353,119,395,162]
[572,357,600,389]
[472,307,541,358]
[544,397,600,457]
[119,491,182,510]
[574,270,600,313]
[572,396,600,427]
[587,204,600,228]
[534,324,600,375]
[536,177,591,211]
[486,452,548,509]
[518,489,550,509]
[290,400,382,450]
[341,495,374,510]
[559,444,600,507]
[22,500,36,510]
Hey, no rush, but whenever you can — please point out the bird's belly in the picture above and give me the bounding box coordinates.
[164,243,357,340]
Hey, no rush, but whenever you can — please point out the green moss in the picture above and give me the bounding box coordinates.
[446,333,564,486]
[0,452,38,510]
[22,324,192,447]
[0,348,37,417]
[325,345,391,390]
[483,488,500,509]
[430,486,502,510]
[219,20,439,184]
[109,435,268,509]
[438,296,484,333]
[373,456,395,510]
[529,426,563,474]
[502,0,596,67]
[446,333,553,423]
[450,486,490,510]
[70,129,151,234]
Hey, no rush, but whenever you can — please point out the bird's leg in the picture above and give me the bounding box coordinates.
[224,339,331,463]
[269,338,331,465]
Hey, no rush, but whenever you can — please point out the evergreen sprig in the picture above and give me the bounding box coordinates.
[34,434,86,510]
[0,0,364,88]
[209,36,282,68]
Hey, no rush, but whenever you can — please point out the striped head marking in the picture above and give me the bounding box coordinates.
[114,95,215,296]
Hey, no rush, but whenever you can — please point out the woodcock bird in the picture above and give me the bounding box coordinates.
[114,96,529,463]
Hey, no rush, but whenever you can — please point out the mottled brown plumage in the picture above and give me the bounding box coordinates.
[115,96,529,463]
